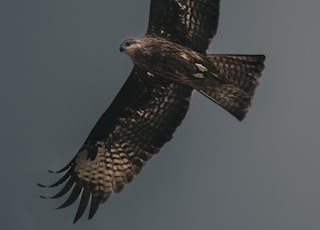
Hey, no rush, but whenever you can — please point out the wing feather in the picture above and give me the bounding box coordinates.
[147,0,220,52]
[57,183,82,209]
[88,189,104,219]
[42,67,192,221]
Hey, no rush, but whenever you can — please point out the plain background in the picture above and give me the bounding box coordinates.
[2,0,320,229]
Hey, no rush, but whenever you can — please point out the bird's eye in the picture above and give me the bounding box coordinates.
[119,39,136,52]
[125,41,132,47]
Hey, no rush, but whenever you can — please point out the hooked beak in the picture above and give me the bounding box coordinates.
[120,40,129,53]
[120,39,136,53]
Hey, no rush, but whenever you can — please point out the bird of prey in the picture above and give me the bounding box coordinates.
[39,0,265,223]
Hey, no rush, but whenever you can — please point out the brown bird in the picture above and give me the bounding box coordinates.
[39,0,265,223]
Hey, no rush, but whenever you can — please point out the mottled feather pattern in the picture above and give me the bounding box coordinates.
[208,54,265,95]
[175,0,220,51]
[147,0,220,53]
[199,84,251,120]
[126,38,265,121]
[196,55,265,120]
[41,69,192,222]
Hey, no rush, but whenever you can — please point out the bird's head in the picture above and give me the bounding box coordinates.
[120,38,142,56]
[119,36,160,68]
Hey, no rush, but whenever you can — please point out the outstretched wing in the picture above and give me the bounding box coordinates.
[40,67,192,222]
[147,0,220,53]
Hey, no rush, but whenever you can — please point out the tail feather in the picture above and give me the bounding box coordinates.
[198,54,265,120]
[207,54,265,96]
[198,84,252,121]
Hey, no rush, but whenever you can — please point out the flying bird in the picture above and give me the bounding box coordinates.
[40,0,265,223]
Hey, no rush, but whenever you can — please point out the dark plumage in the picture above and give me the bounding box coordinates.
[120,36,264,120]
[39,0,265,223]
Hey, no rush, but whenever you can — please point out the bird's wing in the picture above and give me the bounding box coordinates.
[40,67,192,222]
[147,0,220,53]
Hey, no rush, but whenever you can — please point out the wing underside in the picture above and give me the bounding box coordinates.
[40,67,192,222]
[147,0,220,53]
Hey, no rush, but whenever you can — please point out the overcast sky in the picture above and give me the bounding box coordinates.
[2,0,320,229]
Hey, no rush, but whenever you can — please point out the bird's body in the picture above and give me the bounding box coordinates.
[40,0,265,223]
[121,35,217,82]
[120,35,264,120]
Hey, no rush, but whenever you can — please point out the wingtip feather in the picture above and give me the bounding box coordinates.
[56,183,82,209]
[73,189,91,223]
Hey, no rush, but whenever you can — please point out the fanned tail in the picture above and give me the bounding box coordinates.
[199,54,265,120]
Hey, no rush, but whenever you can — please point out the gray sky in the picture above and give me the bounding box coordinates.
[2,0,320,229]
